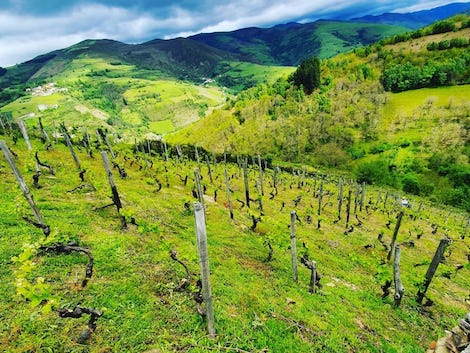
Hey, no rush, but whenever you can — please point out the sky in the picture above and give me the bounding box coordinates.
[0,0,463,67]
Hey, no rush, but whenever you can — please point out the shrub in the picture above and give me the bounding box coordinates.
[401,173,421,195]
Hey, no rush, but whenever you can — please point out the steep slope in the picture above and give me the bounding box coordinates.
[0,129,468,352]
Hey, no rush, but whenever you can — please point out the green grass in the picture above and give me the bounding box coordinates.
[149,120,175,134]
[0,130,468,352]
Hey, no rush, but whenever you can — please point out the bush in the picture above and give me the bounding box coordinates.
[431,20,456,34]
[401,173,421,195]
[356,159,395,186]
[291,57,321,94]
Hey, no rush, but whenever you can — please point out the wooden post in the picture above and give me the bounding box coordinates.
[243,158,250,208]
[360,182,366,212]
[353,184,360,216]
[103,131,116,159]
[416,238,451,304]
[309,261,317,294]
[317,178,324,216]
[337,179,343,220]
[63,129,82,170]
[273,166,279,190]
[101,151,127,229]
[290,211,298,282]
[224,167,234,220]
[17,119,32,150]
[387,211,404,261]
[257,154,264,196]
[393,244,405,306]
[345,189,352,229]
[375,190,382,210]
[205,155,213,184]
[383,191,389,212]
[17,118,40,172]
[0,114,5,131]
[194,168,205,209]
[195,145,200,165]
[163,141,169,163]
[52,121,58,144]
[194,202,215,338]
[0,140,48,232]
[38,117,49,142]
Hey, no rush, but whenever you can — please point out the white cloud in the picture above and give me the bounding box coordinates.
[393,0,456,13]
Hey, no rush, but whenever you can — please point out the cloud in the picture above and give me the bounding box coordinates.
[0,0,464,67]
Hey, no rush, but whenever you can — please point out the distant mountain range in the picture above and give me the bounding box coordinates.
[1,2,470,96]
[351,2,470,29]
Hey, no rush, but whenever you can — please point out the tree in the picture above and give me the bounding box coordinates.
[291,57,321,94]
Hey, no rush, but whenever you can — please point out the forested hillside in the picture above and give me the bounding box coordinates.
[168,15,470,211]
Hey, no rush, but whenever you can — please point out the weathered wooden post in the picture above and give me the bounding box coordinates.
[290,210,298,283]
[101,151,127,229]
[345,189,352,229]
[194,201,215,338]
[17,118,41,172]
[52,121,58,144]
[309,261,317,294]
[383,191,389,212]
[360,182,366,212]
[63,128,82,170]
[257,154,264,196]
[243,158,250,208]
[195,145,200,166]
[100,129,116,159]
[163,140,169,163]
[317,178,324,216]
[416,238,451,304]
[337,179,344,220]
[353,184,360,216]
[224,167,234,220]
[393,244,405,306]
[38,117,49,142]
[0,114,5,131]
[17,119,32,150]
[0,140,49,234]
[387,211,404,261]
[194,168,205,209]
[205,155,213,184]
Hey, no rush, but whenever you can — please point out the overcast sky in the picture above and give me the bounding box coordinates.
[0,0,463,67]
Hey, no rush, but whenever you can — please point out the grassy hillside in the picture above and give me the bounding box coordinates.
[0,129,469,352]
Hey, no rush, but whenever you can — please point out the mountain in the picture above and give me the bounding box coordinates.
[0,37,239,88]
[351,2,470,29]
[190,20,406,66]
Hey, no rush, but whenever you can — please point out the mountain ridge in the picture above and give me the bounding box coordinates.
[351,2,470,28]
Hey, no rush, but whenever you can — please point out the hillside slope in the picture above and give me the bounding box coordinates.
[168,15,470,211]
[0,128,468,352]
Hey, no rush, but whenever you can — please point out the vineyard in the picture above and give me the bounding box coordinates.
[0,120,469,353]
